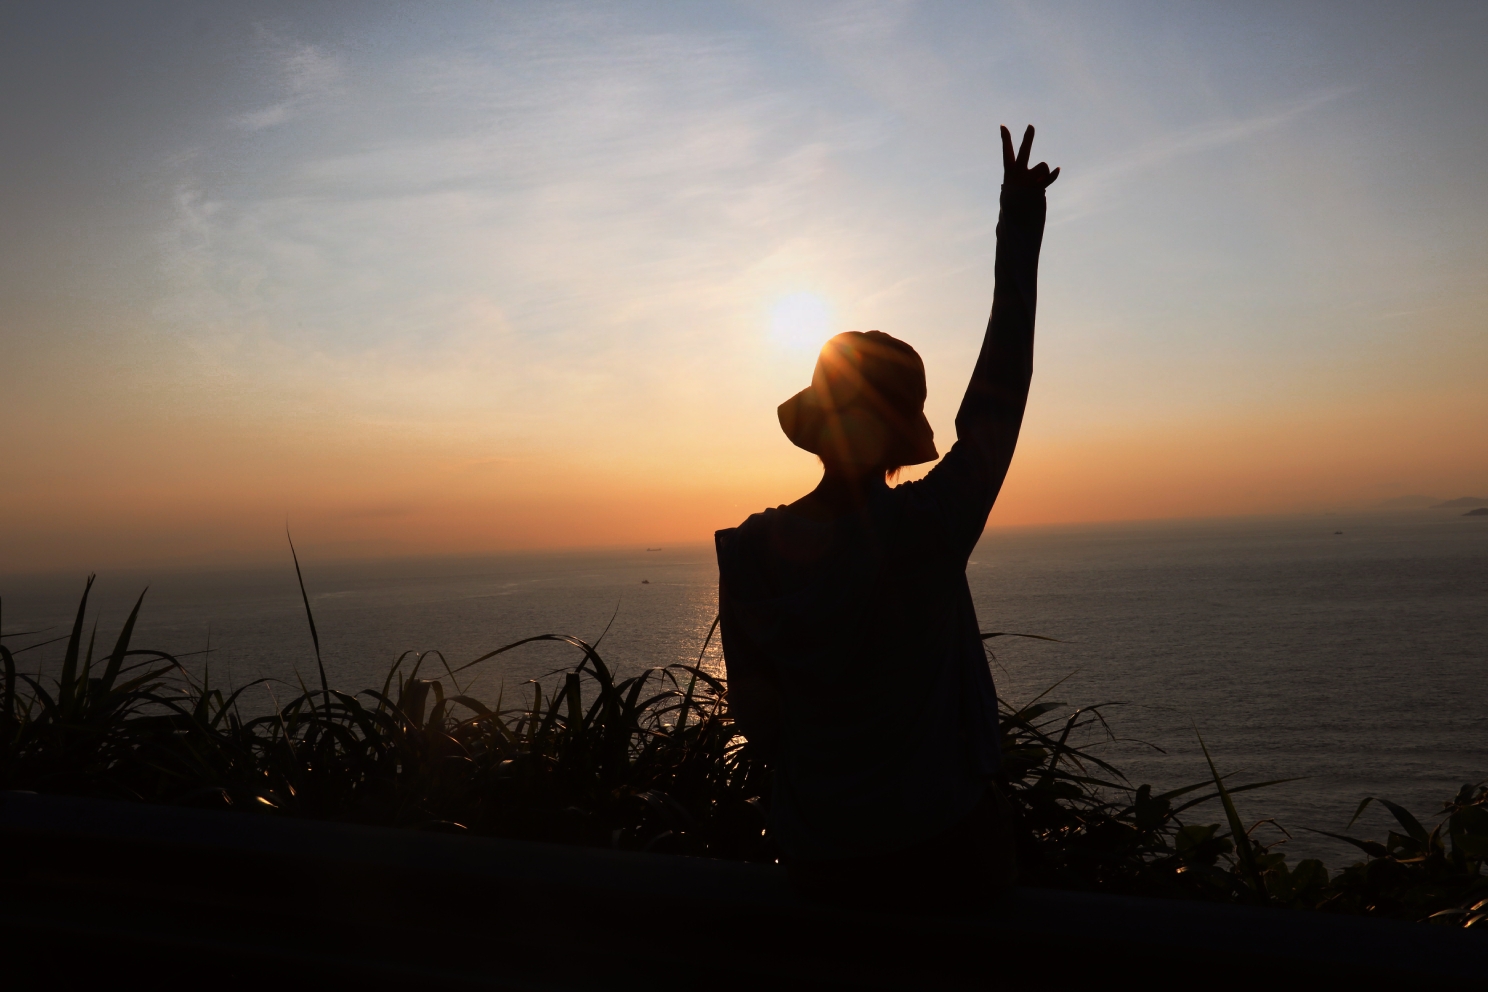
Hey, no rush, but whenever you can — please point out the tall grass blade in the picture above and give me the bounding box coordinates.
[1197,727,1266,904]
[57,574,96,714]
[675,615,720,738]
[286,528,330,706]
[980,631,1064,642]
[99,588,147,695]
[1346,796,1432,853]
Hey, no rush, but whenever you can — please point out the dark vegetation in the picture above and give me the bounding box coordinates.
[2,573,1484,929]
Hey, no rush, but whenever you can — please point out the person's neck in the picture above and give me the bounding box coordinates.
[787,464,888,521]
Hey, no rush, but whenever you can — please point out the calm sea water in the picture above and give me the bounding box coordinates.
[4,509,1485,864]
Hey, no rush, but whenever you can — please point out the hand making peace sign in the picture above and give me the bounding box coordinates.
[1001,124,1060,189]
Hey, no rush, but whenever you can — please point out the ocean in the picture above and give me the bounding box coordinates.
[4,508,1484,865]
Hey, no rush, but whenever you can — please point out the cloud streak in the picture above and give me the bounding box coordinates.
[1052,87,1353,221]
[232,37,343,131]
[158,13,901,457]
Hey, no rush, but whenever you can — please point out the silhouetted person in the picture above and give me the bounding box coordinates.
[715,126,1058,912]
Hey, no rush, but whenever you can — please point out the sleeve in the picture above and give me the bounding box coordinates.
[907,185,1047,557]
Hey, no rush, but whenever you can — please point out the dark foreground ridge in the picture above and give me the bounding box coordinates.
[2,790,1481,987]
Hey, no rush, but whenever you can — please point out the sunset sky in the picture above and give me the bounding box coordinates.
[4,1,1486,571]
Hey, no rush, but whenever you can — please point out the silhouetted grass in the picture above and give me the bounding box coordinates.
[2,574,1484,927]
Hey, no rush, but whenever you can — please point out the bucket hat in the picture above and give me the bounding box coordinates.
[777,331,938,468]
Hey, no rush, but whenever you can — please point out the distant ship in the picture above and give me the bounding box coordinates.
[641,579,650,584]
[645,547,662,551]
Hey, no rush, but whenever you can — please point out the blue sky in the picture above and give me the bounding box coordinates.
[3,1,1486,568]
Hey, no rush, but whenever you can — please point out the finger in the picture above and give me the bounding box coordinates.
[1001,125,1014,172]
[1045,165,1060,187]
[1017,125,1034,168]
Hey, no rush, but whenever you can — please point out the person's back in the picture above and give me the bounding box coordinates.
[714,126,1059,911]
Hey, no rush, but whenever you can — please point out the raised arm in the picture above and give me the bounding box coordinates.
[957,126,1057,464]
[917,126,1057,550]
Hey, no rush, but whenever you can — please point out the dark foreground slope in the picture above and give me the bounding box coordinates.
[2,790,1483,989]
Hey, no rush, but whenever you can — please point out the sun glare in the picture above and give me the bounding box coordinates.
[769,292,834,352]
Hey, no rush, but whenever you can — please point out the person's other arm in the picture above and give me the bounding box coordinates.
[717,578,782,762]
[918,125,1058,551]
[725,672,780,762]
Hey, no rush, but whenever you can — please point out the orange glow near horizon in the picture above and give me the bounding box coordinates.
[6,374,1483,573]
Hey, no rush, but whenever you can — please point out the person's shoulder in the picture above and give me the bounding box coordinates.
[716,506,787,552]
[877,472,956,538]
[720,505,787,534]
[880,476,928,509]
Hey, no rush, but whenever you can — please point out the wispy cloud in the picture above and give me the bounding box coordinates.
[159,13,896,449]
[1053,87,1353,221]
[232,37,343,131]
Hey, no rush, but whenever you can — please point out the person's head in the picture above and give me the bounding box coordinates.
[777,330,938,477]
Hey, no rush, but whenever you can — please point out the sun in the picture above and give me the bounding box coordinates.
[768,292,834,352]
